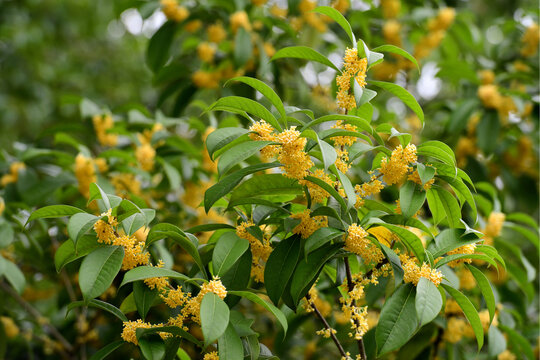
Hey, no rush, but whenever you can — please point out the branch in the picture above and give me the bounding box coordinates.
[305,293,347,358]
[343,257,367,360]
[0,281,74,354]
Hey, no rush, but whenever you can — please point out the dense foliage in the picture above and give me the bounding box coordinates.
[0,1,538,360]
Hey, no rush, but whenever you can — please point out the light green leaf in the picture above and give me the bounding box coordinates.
[67,213,100,245]
[218,141,275,176]
[466,265,496,323]
[212,232,249,277]
[371,45,420,71]
[2,258,26,294]
[417,141,456,166]
[218,324,244,360]
[317,139,337,170]
[120,266,189,288]
[201,292,230,348]
[313,6,355,45]
[271,46,340,72]
[27,205,85,224]
[228,290,288,334]
[415,277,442,326]
[369,80,424,125]
[442,284,484,350]
[225,77,286,121]
[206,96,281,131]
[376,284,418,356]
[430,186,463,228]
[67,299,128,322]
[79,246,124,303]
[206,128,249,160]
[229,174,303,206]
[399,181,426,218]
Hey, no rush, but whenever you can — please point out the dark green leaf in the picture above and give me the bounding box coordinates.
[201,292,230,348]
[271,46,340,72]
[265,235,301,305]
[212,232,249,277]
[79,246,124,302]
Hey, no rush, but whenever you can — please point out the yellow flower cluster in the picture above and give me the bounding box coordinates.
[498,350,517,360]
[181,278,228,324]
[289,0,328,33]
[355,176,385,202]
[0,197,4,216]
[207,23,227,43]
[93,210,149,270]
[184,20,202,33]
[303,287,332,317]
[332,120,358,147]
[479,69,495,85]
[92,114,117,147]
[383,20,402,46]
[408,169,435,190]
[111,173,142,198]
[74,154,96,198]
[335,148,351,173]
[161,0,189,22]
[336,48,368,111]
[444,317,467,343]
[457,267,476,290]
[292,210,328,239]
[230,11,251,33]
[401,254,443,286]
[455,137,477,168]
[236,222,272,282]
[344,224,384,264]
[414,8,455,60]
[477,84,502,109]
[381,0,400,18]
[197,42,216,63]
[521,23,539,56]
[0,316,19,338]
[482,212,505,246]
[379,144,417,185]
[135,144,156,172]
[276,127,313,180]
[446,244,476,267]
[339,283,369,340]
[203,352,220,360]
[1,162,25,187]
[316,327,337,338]
[144,260,170,291]
[121,319,161,345]
[249,120,279,161]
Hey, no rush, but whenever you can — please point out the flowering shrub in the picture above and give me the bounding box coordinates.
[0,1,537,360]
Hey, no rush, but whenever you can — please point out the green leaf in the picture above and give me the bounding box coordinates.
[67,213,100,245]
[234,28,252,67]
[228,290,288,334]
[67,299,128,322]
[506,212,538,229]
[0,223,14,248]
[89,340,124,360]
[27,205,85,224]
[186,223,235,233]
[134,281,159,319]
[498,324,534,360]
[377,224,425,263]
[225,77,286,121]
[434,253,496,269]
[369,80,424,126]
[161,160,181,191]
[417,141,456,166]
[228,174,303,206]
[301,114,372,135]
[212,232,249,277]
[79,246,124,303]
[218,324,244,360]
[218,141,276,176]
[442,284,484,350]
[122,213,146,236]
[399,181,426,218]
[430,229,480,258]
[466,265,495,323]
[146,223,206,278]
[429,186,462,228]
[438,175,477,222]
[415,277,442,326]
[271,46,340,72]
[371,45,420,71]
[476,111,500,154]
[1,258,25,294]
[147,21,177,72]
[336,170,356,210]
[290,243,342,305]
[356,87,377,108]
[120,266,189,288]
[416,163,436,185]
[61,241,109,275]
[426,187,445,225]
[265,235,301,305]
[317,139,337,170]
[206,128,249,160]
[204,162,280,212]
[89,183,122,212]
[304,175,347,211]
[304,227,344,257]
[206,96,281,132]
[139,336,166,360]
[380,215,432,236]
[201,292,230,348]
[313,6,355,45]
[380,244,403,287]
[487,325,506,358]
[376,284,418,356]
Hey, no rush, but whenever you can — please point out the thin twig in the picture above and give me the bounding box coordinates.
[0,281,74,354]
[343,257,367,360]
[305,293,348,358]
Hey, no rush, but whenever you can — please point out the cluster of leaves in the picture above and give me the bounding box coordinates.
[0,1,537,360]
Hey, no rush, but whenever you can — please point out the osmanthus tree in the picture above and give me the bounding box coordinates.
[25,8,507,360]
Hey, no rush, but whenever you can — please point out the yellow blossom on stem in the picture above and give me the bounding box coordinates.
[197,42,216,63]
[408,169,435,190]
[379,144,417,185]
[249,120,279,161]
[192,70,220,89]
[203,352,220,360]
[444,317,466,343]
[276,127,313,179]
[74,154,95,198]
[345,224,384,264]
[121,320,158,345]
[292,209,328,239]
[300,169,333,204]
[160,0,189,22]
[446,243,476,267]
[207,23,226,43]
[136,143,156,171]
[92,114,117,147]
[0,316,19,338]
[332,120,358,146]
[336,48,368,110]
[236,222,272,282]
[380,0,400,19]
[521,22,539,56]
[230,11,251,33]
[401,254,443,286]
